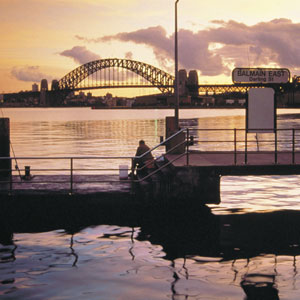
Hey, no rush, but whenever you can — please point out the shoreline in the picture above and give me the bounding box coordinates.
[2,105,299,109]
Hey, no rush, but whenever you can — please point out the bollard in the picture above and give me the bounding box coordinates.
[24,166,31,180]
[0,118,11,180]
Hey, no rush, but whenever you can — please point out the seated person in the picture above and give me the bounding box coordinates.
[133,140,154,175]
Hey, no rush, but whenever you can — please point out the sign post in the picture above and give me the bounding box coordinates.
[246,88,276,133]
[232,68,290,84]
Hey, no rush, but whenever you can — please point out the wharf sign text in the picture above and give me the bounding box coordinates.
[232,68,290,84]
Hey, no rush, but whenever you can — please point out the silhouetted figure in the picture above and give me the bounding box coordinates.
[133,140,154,176]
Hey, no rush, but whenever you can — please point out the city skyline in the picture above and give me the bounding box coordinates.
[1,0,299,95]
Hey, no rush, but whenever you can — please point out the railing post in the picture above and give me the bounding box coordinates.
[245,130,248,164]
[292,128,295,164]
[70,158,73,195]
[234,128,237,165]
[131,158,135,179]
[186,128,189,166]
[9,160,12,195]
[275,130,278,164]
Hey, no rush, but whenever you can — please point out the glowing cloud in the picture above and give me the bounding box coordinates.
[59,46,101,64]
[11,66,53,82]
[76,19,300,76]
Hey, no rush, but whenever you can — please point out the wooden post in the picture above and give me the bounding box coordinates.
[0,118,11,180]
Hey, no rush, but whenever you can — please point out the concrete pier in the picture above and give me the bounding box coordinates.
[2,122,300,207]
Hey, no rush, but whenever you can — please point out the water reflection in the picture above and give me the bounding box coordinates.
[2,203,300,299]
[241,274,279,300]
[2,108,300,298]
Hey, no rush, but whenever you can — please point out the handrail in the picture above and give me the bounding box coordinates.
[133,127,186,173]
[136,138,188,182]
[134,127,186,160]
[135,128,188,175]
[0,156,135,160]
[137,151,187,182]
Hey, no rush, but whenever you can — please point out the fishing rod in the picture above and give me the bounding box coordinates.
[0,107,22,180]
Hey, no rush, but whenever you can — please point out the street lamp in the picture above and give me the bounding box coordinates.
[174,0,180,129]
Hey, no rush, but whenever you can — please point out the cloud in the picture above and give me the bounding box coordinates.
[11,66,53,82]
[76,26,174,70]
[208,19,300,69]
[59,46,100,64]
[76,19,300,76]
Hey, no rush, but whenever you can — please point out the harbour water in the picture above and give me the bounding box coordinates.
[1,107,300,299]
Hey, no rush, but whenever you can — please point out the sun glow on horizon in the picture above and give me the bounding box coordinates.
[0,0,299,94]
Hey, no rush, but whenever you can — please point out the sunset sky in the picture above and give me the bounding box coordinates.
[1,0,299,94]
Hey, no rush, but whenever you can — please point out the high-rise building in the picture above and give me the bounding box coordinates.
[40,79,48,91]
[32,83,38,92]
[178,69,188,96]
[51,79,59,90]
[187,70,199,97]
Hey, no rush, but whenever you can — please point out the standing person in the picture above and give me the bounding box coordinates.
[133,140,154,175]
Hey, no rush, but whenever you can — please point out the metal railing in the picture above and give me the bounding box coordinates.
[185,128,300,165]
[1,127,300,195]
[0,129,187,195]
[0,156,136,195]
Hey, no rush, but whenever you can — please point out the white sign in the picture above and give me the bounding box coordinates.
[232,68,290,84]
[247,88,275,133]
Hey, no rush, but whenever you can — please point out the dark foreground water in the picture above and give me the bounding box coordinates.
[1,108,300,299]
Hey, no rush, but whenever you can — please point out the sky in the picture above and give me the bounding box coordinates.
[0,0,299,95]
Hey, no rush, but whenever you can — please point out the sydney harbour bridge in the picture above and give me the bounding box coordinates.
[54,58,298,94]
[8,58,300,106]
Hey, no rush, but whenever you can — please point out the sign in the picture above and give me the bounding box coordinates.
[246,88,275,133]
[232,68,290,84]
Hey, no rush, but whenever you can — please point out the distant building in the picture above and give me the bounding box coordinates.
[104,93,113,101]
[106,98,117,107]
[51,80,59,90]
[238,99,246,106]
[40,91,47,106]
[187,70,199,97]
[225,99,235,105]
[178,69,188,96]
[201,96,215,106]
[32,83,38,92]
[40,79,48,91]
[125,98,135,107]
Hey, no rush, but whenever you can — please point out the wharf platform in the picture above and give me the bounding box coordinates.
[2,126,300,206]
[1,150,300,204]
[0,174,131,196]
[166,151,300,176]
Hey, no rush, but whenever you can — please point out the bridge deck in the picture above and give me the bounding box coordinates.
[166,151,300,175]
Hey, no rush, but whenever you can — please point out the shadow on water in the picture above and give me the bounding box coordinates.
[241,274,279,300]
[2,197,300,299]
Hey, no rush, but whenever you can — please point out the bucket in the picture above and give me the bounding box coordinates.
[119,165,128,180]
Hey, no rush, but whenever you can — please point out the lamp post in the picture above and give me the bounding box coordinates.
[174,0,180,129]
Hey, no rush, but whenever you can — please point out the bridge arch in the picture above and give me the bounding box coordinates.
[58,58,175,94]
